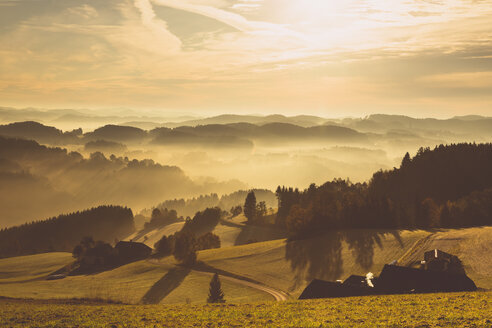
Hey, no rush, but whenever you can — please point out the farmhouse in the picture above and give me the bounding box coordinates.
[115,241,152,263]
[423,249,465,274]
[299,249,477,300]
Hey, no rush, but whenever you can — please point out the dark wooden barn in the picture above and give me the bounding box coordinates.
[299,250,477,300]
[115,241,152,263]
[424,249,465,274]
[376,264,476,293]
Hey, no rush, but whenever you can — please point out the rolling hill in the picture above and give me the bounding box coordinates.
[0,121,80,145]
[1,226,489,305]
[0,135,245,227]
[0,252,272,304]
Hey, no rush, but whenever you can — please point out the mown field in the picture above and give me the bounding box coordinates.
[1,227,490,305]
[1,291,490,328]
[127,213,285,248]
[199,229,431,296]
[0,253,272,304]
[396,227,492,289]
[0,229,427,303]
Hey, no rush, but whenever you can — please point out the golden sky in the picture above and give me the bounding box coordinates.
[0,0,491,117]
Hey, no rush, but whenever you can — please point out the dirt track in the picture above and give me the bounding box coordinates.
[192,269,288,301]
[147,259,289,301]
[397,232,435,266]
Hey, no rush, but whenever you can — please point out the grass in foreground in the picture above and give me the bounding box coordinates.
[0,291,490,328]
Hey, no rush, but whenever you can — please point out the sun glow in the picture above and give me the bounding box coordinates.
[281,0,352,24]
[0,0,491,115]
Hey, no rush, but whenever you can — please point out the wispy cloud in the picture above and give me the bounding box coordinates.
[0,0,490,116]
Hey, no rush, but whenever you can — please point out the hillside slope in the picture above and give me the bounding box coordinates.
[198,230,428,296]
[0,256,272,304]
[397,227,492,288]
[127,213,286,248]
[1,227,490,304]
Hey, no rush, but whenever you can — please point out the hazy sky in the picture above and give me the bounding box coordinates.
[0,0,491,117]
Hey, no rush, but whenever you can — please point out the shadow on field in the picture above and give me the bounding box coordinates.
[141,267,191,304]
[234,224,287,246]
[285,230,403,291]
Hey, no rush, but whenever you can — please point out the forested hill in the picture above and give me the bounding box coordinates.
[154,189,277,218]
[276,143,492,238]
[370,143,492,203]
[0,135,244,227]
[0,206,135,259]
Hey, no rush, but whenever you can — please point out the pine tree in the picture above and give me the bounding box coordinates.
[401,152,411,168]
[207,273,225,303]
[244,191,257,222]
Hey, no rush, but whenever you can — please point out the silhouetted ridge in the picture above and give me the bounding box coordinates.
[84,125,147,143]
[150,122,367,145]
[0,121,80,145]
[150,127,253,148]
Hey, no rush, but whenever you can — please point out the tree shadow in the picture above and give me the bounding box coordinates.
[140,267,191,304]
[234,224,288,246]
[285,230,403,292]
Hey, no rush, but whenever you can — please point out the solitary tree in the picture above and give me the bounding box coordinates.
[207,273,225,303]
[154,235,174,258]
[244,191,257,222]
[173,232,197,265]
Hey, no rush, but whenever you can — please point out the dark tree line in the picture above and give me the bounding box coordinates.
[154,189,276,218]
[144,208,183,230]
[276,143,492,238]
[0,206,135,258]
[181,207,223,235]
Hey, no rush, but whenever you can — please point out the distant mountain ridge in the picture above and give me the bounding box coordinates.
[0,120,370,148]
[344,114,492,137]
[161,114,330,128]
[0,121,81,145]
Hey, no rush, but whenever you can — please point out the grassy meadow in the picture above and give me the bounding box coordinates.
[0,291,490,328]
[0,254,272,304]
[1,227,492,305]
[0,229,427,303]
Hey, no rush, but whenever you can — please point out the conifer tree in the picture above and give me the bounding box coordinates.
[207,273,225,303]
[401,152,411,168]
[244,191,257,222]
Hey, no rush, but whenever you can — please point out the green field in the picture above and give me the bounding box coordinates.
[397,227,492,289]
[198,229,431,296]
[1,291,490,327]
[0,252,73,283]
[1,227,491,305]
[0,255,272,304]
[128,213,285,248]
